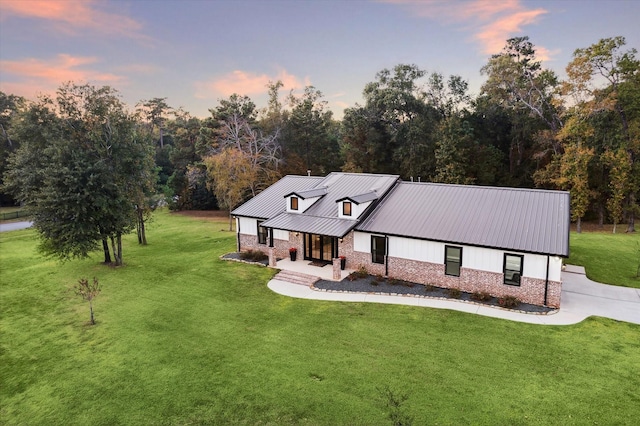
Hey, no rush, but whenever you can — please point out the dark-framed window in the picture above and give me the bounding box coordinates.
[371,235,387,264]
[504,253,523,286]
[444,245,462,277]
[290,197,299,211]
[257,221,268,245]
[343,201,352,216]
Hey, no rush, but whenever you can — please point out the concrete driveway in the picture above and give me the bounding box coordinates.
[0,221,33,232]
[559,265,640,325]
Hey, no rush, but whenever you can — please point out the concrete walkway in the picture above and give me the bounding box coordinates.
[267,265,640,325]
[0,221,33,232]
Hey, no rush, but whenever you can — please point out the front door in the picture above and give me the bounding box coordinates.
[304,233,337,262]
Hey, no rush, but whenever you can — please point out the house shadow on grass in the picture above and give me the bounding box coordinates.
[314,274,556,314]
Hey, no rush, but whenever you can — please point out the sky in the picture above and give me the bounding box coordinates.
[1,0,638,119]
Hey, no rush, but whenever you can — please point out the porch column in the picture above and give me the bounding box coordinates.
[332,258,341,280]
[269,247,277,267]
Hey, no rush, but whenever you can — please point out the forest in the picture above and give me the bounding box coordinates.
[1,36,638,263]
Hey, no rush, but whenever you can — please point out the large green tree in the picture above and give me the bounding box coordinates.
[3,83,155,265]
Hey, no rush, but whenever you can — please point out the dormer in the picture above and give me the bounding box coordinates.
[285,187,327,213]
[337,191,379,220]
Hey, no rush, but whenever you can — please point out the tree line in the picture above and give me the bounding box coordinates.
[0,35,637,263]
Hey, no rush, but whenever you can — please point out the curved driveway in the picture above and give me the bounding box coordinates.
[268,265,640,325]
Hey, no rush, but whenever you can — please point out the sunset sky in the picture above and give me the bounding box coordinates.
[1,0,638,118]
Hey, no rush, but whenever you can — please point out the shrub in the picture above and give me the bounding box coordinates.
[447,288,462,299]
[498,295,520,308]
[388,278,399,286]
[240,250,268,262]
[355,265,368,279]
[471,291,492,302]
[424,284,435,292]
[375,274,385,282]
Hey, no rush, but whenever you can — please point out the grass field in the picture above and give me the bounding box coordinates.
[568,231,640,288]
[1,210,639,425]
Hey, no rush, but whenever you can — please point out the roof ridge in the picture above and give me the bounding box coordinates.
[400,181,569,194]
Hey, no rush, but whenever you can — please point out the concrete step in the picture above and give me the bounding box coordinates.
[274,270,320,286]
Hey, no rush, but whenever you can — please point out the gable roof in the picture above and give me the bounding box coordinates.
[356,182,570,256]
[231,175,323,219]
[256,172,400,237]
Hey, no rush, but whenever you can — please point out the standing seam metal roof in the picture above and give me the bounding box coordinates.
[356,182,570,256]
[230,175,323,219]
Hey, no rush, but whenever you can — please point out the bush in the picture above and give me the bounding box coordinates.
[355,265,368,279]
[471,291,492,302]
[424,284,435,292]
[447,288,462,299]
[240,250,268,262]
[498,295,520,308]
[388,278,399,286]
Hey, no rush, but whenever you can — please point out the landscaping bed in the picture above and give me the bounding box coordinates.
[314,273,556,314]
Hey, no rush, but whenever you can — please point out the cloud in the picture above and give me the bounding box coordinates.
[0,0,148,41]
[0,54,126,99]
[194,69,310,99]
[380,0,551,57]
[475,9,548,54]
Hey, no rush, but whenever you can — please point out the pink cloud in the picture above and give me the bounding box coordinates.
[195,69,309,99]
[0,0,148,41]
[0,54,126,99]
[380,0,551,57]
[476,9,548,54]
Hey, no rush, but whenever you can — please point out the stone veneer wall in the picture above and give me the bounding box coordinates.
[238,232,303,260]
[386,256,561,308]
[242,230,561,307]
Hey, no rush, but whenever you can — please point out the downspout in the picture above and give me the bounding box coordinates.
[269,227,274,248]
[236,217,241,252]
[544,255,550,306]
[385,235,389,277]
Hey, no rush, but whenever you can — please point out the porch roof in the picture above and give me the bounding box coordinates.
[261,212,355,237]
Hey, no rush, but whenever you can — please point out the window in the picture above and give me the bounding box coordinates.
[343,201,352,216]
[504,254,523,286]
[290,196,298,211]
[257,221,268,245]
[371,235,387,264]
[445,246,462,277]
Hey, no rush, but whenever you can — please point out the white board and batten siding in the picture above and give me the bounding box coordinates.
[353,231,562,282]
[237,217,290,241]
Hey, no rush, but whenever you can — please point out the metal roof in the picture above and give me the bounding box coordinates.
[303,172,399,217]
[286,186,328,199]
[261,213,356,237]
[231,175,323,219]
[337,191,379,204]
[357,182,570,256]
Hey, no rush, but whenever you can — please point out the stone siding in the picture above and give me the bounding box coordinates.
[241,230,561,307]
[337,232,560,307]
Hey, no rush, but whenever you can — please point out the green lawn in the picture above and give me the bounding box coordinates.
[1,211,639,425]
[568,231,640,288]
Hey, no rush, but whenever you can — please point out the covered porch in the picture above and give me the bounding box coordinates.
[272,257,354,282]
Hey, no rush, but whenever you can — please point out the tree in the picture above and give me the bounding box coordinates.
[75,277,101,325]
[433,116,475,184]
[481,37,563,133]
[603,147,632,233]
[203,148,256,230]
[282,86,340,175]
[358,64,438,179]
[0,92,25,206]
[137,97,172,148]
[565,36,639,232]
[3,83,155,265]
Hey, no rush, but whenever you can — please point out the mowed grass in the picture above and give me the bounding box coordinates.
[568,231,640,288]
[1,211,639,425]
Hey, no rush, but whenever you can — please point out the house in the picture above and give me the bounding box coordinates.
[231,172,570,308]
